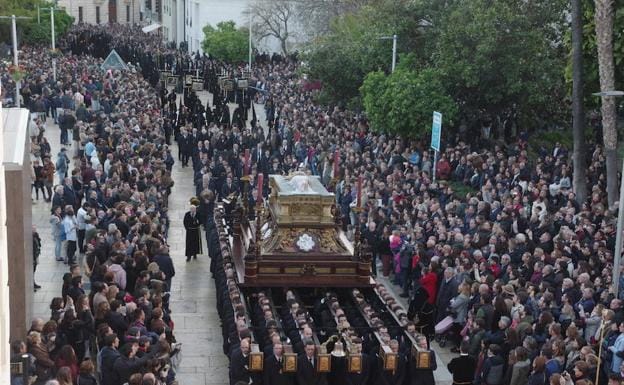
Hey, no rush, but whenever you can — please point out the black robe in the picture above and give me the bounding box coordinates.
[263,355,295,385]
[183,211,202,257]
[408,349,437,385]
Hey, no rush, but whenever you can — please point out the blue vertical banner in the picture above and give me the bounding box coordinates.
[431,111,442,151]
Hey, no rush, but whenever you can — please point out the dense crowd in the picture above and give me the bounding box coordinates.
[5,24,181,385]
[190,53,623,385]
[4,16,624,385]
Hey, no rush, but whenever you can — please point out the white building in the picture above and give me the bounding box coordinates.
[56,0,145,25]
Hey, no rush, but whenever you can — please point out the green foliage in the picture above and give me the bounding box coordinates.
[305,0,427,107]
[361,64,457,138]
[305,0,568,135]
[0,0,73,45]
[526,129,574,160]
[430,0,568,127]
[564,0,624,107]
[202,21,250,63]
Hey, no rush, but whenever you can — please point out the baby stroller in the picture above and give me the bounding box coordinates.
[434,315,455,348]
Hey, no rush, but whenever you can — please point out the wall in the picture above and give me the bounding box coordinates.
[0,108,32,352]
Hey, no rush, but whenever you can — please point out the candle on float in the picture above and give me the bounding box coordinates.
[333,149,340,177]
[357,175,363,208]
[257,173,264,206]
[244,149,250,176]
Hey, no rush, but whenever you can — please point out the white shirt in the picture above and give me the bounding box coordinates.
[63,215,78,241]
[77,207,88,230]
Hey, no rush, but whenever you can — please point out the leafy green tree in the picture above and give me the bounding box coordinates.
[202,21,250,63]
[361,64,457,138]
[430,0,568,129]
[0,0,73,45]
[305,0,427,106]
[565,0,624,107]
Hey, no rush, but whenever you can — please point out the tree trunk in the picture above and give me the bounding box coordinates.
[281,38,289,56]
[572,0,587,204]
[595,0,618,207]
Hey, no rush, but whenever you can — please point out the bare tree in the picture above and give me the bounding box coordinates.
[248,0,296,55]
[595,0,618,207]
[294,0,370,40]
[572,0,587,204]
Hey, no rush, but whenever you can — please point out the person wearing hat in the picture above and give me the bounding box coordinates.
[183,204,202,262]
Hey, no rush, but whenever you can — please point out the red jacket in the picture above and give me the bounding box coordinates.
[436,159,451,180]
[420,272,438,305]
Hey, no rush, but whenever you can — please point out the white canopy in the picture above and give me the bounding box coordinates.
[142,23,161,33]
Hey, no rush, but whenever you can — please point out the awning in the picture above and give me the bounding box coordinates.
[142,23,161,33]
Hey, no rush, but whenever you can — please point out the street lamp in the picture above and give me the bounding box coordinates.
[593,90,624,298]
[40,7,57,81]
[379,34,397,73]
[0,15,32,108]
[248,9,252,71]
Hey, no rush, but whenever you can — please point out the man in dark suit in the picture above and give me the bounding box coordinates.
[263,343,295,385]
[346,338,370,385]
[229,338,252,385]
[436,267,459,323]
[296,339,328,385]
[447,341,477,385]
[377,340,406,385]
[220,175,238,199]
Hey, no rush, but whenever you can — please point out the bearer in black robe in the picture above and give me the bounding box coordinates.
[183,205,202,261]
[220,103,231,127]
[408,335,437,385]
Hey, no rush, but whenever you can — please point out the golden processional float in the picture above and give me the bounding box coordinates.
[213,172,431,375]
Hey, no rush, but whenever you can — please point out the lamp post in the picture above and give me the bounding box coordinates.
[38,7,56,81]
[379,34,397,72]
[248,10,252,71]
[0,15,31,108]
[594,90,624,298]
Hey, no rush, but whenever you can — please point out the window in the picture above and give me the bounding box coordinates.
[127,5,130,22]
[96,6,100,24]
[78,7,83,23]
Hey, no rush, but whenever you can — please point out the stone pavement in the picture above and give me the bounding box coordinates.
[30,93,232,384]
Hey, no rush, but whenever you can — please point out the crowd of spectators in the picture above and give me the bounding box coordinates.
[5,24,181,385]
[189,53,624,385]
[3,15,624,385]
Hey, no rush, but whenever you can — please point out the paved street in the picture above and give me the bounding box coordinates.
[30,91,250,385]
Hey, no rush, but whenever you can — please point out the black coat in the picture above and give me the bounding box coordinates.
[436,277,458,322]
[263,355,295,385]
[408,350,437,385]
[346,353,371,385]
[154,253,175,282]
[296,354,329,385]
[229,349,251,385]
[183,211,202,257]
[376,352,407,385]
[447,354,477,384]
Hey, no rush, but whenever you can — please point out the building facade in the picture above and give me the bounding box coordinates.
[56,0,145,25]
